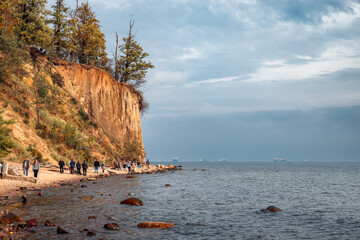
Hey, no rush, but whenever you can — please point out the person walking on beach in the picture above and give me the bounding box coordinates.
[127,161,132,172]
[33,160,40,179]
[58,159,65,173]
[82,161,88,176]
[23,157,30,176]
[101,161,106,174]
[146,159,150,167]
[137,159,141,169]
[0,162,3,179]
[69,159,75,174]
[76,161,81,174]
[94,158,100,173]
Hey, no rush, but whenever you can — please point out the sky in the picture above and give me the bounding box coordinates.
[48,0,360,162]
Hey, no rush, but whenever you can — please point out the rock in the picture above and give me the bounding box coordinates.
[266,206,283,212]
[80,196,93,201]
[126,175,137,178]
[193,169,197,171]
[38,192,43,196]
[201,169,206,171]
[1,211,22,224]
[87,178,97,181]
[165,184,171,187]
[88,216,96,219]
[26,219,38,226]
[104,223,120,230]
[21,195,27,204]
[53,185,61,188]
[137,222,175,228]
[87,230,96,237]
[17,222,29,229]
[44,220,55,226]
[57,226,69,234]
[120,197,143,206]
[80,185,87,188]
[20,187,28,191]
[168,165,175,169]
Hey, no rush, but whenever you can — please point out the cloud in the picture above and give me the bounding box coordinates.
[149,70,189,86]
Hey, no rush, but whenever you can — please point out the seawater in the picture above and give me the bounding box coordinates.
[15,162,360,239]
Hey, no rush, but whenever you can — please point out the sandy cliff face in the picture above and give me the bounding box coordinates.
[53,60,144,153]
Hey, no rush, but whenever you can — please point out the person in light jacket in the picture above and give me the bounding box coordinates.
[101,161,106,174]
[33,160,40,179]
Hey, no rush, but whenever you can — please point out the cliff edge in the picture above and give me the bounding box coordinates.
[53,59,143,148]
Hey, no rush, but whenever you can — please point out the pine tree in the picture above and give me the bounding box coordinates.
[0,0,20,38]
[74,2,108,69]
[15,0,52,48]
[49,0,70,58]
[116,19,154,89]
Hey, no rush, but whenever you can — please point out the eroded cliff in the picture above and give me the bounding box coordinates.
[53,59,144,152]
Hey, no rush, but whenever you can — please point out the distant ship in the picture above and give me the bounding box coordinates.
[273,158,286,162]
[172,157,179,162]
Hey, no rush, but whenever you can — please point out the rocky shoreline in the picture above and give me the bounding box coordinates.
[0,162,181,239]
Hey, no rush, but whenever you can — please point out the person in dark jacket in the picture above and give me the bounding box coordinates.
[69,159,75,174]
[23,158,30,176]
[76,161,81,174]
[58,159,65,173]
[82,161,88,176]
[0,161,3,179]
[94,159,100,173]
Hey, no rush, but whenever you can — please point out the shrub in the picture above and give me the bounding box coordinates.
[79,107,89,121]
[0,110,15,157]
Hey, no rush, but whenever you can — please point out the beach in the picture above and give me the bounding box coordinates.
[0,161,167,203]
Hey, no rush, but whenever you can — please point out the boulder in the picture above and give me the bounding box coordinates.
[81,185,87,188]
[88,216,96,219]
[266,206,283,212]
[0,211,22,224]
[17,222,29,229]
[57,226,69,234]
[126,175,137,179]
[137,222,175,228]
[120,198,143,206]
[87,230,96,236]
[167,165,175,169]
[165,184,171,187]
[104,223,120,230]
[44,220,55,226]
[26,219,38,226]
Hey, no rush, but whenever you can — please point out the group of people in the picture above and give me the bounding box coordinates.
[58,158,108,176]
[58,159,89,176]
[112,159,150,172]
[12,157,151,180]
[22,157,40,179]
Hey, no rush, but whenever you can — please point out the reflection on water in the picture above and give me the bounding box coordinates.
[11,162,360,239]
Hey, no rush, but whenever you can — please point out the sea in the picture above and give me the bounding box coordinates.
[12,162,360,239]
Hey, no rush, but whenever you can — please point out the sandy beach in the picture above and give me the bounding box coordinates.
[0,161,163,199]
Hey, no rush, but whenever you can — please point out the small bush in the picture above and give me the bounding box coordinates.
[71,97,78,105]
[79,107,89,121]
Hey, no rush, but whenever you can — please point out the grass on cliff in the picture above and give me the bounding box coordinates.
[0,52,124,165]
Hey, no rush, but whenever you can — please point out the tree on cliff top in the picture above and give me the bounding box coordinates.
[116,19,154,89]
[74,2,108,69]
[16,0,52,48]
[49,0,70,58]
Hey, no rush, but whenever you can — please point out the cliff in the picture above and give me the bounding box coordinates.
[53,59,144,151]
